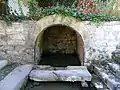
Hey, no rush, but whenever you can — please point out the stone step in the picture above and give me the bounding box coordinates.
[0,60,8,70]
[29,66,92,82]
[93,66,120,90]
[0,64,33,90]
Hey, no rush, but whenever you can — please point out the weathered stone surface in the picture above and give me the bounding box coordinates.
[107,78,120,90]
[33,65,54,70]
[0,21,35,64]
[1,18,120,64]
[108,63,120,79]
[94,66,120,90]
[29,70,58,81]
[0,60,8,70]
[55,69,92,81]
[0,64,33,90]
[67,66,87,70]
[112,49,120,54]
[112,46,120,63]
[91,73,108,90]
[29,66,92,82]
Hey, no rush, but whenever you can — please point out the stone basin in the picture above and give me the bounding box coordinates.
[29,66,92,82]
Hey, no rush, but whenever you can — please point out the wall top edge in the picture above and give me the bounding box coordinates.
[1,20,120,26]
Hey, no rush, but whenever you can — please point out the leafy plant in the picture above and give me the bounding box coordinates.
[2,0,120,25]
[28,4,120,22]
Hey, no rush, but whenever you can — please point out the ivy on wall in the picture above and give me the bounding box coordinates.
[1,0,120,25]
[28,5,120,22]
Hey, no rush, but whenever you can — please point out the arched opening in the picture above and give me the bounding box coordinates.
[35,24,84,67]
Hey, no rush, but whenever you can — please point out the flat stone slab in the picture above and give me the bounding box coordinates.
[29,66,92,82]
[0,60,8,70]
[0,64,33,90]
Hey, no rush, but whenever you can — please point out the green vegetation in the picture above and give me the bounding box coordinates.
[1,0,120,25]
[28,5,120,22]
[95,0,118,15]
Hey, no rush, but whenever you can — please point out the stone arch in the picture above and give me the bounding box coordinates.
[33,15,89,66]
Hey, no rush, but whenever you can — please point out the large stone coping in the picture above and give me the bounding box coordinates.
[0,64,33,90]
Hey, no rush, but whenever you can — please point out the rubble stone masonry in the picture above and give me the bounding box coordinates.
[0,15,120,65]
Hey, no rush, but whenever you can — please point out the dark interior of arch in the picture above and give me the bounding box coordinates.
[39,25,81,67]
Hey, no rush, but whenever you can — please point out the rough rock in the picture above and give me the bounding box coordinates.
[107,78,120,90]
[108,63,120,79]
[94,82,104,90]
[112,46,120,63]
[94,66,120,90]
[112,49,120,54]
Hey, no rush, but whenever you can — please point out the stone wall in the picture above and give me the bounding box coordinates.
[43,25,77,54]
[0,17,120,65]
[0,20,36,64]
[85,21,120,65]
